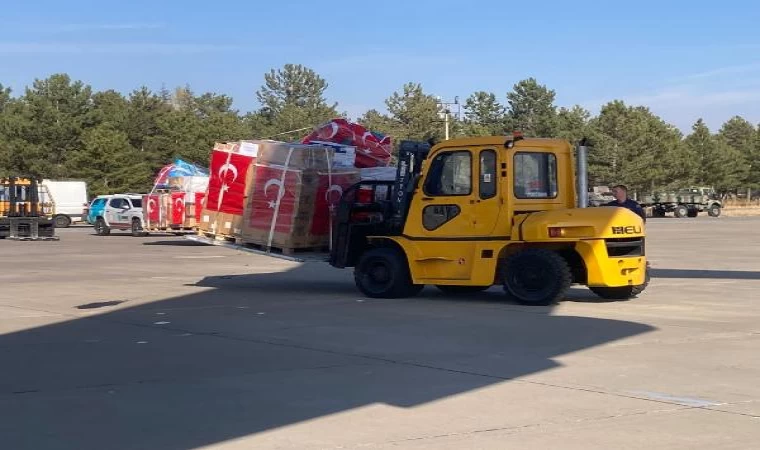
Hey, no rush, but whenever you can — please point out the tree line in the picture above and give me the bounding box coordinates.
[1,64,758,196]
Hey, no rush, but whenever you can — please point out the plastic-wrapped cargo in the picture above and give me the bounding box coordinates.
[359,167,397,181]
[167,176,209,194]
[240,140,360,251]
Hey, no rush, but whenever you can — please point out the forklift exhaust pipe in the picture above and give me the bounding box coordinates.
[577,138,589,208]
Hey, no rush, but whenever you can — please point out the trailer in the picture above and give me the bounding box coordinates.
[640,187,722,218]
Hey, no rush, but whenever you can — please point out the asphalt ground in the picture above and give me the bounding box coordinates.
[1,217,759,449]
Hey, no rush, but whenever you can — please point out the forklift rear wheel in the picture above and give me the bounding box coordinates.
[54,214,71,228]
[501,249,571,306]
[94,217,110,236]
[436,285,490,295]
[354,247,423,299]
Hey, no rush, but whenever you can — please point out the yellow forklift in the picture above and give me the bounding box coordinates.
[329,134,648,305]
[0,177,57,240]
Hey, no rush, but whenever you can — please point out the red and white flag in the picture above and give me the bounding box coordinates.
[205,150,253,215]
[171,192,186,225]
[310,171,359,235]
[144,194,160,223]
[247,165,300,234]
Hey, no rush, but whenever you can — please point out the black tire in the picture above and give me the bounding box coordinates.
[674,205,688,218]
[687,208,698,218]
[501,249,572,306]
[53,214,71,228]
[436,285,490,295]
[591,262,650,299]
[94,217,110,236]
[652,208,666,218]
[354,247,423,298]
[131,218,144,237]
[708,204,721,217]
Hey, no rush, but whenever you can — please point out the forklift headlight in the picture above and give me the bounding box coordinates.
[548,227,565,238]
[548,226,595,238]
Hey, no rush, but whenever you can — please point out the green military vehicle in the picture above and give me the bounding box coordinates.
[640,187,722,218]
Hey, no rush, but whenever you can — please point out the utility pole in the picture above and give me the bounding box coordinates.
[436,96,461,141]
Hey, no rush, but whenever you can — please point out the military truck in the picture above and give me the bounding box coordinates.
[640,187,722,218]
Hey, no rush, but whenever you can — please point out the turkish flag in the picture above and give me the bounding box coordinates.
[248,165,300,234]
[301,118,392,168]
[194,192,205,222]
[144,194,160,223]
[310,171,359,235]
[171,192,186,225]
[205,150,253,215]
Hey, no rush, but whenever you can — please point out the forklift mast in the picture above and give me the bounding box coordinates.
[390,140,430,230]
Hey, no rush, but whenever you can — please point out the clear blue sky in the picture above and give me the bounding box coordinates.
[2,0,759,133]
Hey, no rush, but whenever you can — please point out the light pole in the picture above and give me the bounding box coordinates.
[436,96,461,141]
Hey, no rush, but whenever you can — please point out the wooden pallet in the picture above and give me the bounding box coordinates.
[145,226,196,234]
[191,231,329,262]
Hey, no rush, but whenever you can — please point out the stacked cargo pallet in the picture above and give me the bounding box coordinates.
[196,140,360,255]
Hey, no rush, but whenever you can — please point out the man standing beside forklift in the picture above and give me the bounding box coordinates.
[606,184,647,222]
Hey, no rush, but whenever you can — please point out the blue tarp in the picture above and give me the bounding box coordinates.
[168,158,208,177]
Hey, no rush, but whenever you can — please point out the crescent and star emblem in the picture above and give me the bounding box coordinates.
[264,178,285,209]
[218,162,239,182]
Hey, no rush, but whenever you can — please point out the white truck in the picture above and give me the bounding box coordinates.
[40,180,89,228]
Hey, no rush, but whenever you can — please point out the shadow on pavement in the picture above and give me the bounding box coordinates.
[0,264,655,450]
[143,239,209,247]
[651,268,760,280]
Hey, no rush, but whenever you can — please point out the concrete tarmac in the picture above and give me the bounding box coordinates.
[1,217,758,449]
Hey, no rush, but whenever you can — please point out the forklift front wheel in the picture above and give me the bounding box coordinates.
[354,247,423,299]
[501,249,572,306]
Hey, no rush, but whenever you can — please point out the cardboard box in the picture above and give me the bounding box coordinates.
[198,141,258,236]
[200,139,359,246]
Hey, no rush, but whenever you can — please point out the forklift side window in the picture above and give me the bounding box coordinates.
[514,152,558,199]
[480,150,497,200]
[423,205,461,231]
[423,151,471,196]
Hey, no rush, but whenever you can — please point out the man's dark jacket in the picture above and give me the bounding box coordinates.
[604,199,647,222]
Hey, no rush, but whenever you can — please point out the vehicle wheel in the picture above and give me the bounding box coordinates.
[94,217,110,236]
[354,247,423,298]
[653,208,666,218]
[674,205,689,218]
[53,214,71,228]
[687,208,698,218]
[131,218,145,237]
[501,249,571,306]
[436,285,490,295]
[591,262,650,299]
[708,204,721,217]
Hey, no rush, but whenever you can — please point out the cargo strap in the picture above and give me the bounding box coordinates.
[267,147,294,249]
